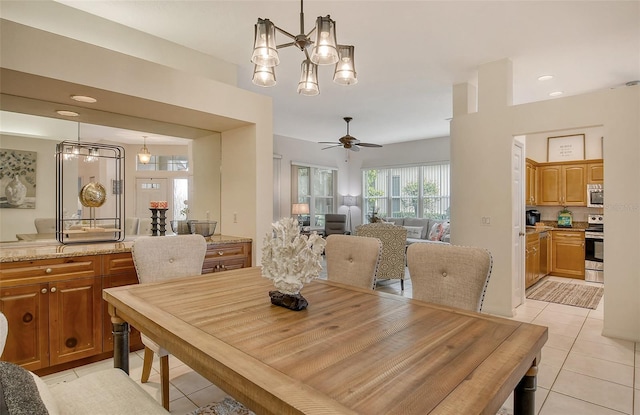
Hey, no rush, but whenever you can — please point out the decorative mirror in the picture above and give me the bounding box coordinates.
[56,141,125,244]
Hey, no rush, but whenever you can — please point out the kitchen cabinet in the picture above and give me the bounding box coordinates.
[525,158,538,205]
[551,230,585,279]
[538,162,587,206]
[0,256,102,371]
[202,241,252,273]
[587,160,604,184]
[525,233,541,289]
[101,253,143,353]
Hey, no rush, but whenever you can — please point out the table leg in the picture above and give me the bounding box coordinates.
[514,363,538,415]
[110,313,130,374]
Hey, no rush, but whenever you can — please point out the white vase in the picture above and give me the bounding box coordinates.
[5,176,27,206]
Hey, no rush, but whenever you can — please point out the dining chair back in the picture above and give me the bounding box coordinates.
[325,234,382,290]
[355,222,408,290]
[131,234,207,409]
[0,311,7,358]
[407,243,493,312]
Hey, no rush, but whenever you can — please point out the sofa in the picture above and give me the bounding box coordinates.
[383,217,450,245]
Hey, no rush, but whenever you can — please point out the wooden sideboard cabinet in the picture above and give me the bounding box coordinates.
[0,256,102,371]
[551,230,585,279]
[202,241,252,273]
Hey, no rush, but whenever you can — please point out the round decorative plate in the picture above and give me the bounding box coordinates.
[79,182,106,207]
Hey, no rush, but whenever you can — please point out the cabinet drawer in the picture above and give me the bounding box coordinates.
[0,256,101,286]
[553,231,584,241]
[205,244,246,259]
[102,252,135,275]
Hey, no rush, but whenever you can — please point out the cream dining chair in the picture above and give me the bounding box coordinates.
[324,234,382,290]
[407,243,493,312]
[131,234,207,410]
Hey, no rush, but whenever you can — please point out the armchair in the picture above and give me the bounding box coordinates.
[355,223,408,290]
[324,214,348,236]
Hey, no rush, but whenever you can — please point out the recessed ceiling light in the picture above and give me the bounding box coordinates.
[70,95,97,103]
[538,75,553,81]
[549,91,563,97]
[56,110,79,117]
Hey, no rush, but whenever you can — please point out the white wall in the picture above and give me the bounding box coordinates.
[452,59,640,341]
[1,15,273,265]
[274,135,451,229]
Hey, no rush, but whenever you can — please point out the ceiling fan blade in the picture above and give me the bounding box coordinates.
[349,145,360,152]
[357,142,383,148]
[322,144,342,150]
[319,141,340,144]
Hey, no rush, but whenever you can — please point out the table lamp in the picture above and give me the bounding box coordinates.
[292,203,310,227]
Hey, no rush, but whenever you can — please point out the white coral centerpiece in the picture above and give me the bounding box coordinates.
[262,217,326,295]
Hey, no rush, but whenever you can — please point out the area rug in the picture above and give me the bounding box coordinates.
[189,397,255,415]
[526,280,603,309]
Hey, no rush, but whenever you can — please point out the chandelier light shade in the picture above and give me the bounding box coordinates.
[297,59,320,96]
[310,16,339,65]
[138,136,151,164]
[250,0,357,94]
[251,19,279,67]
[333,45,358,85]
[252,64,276,87]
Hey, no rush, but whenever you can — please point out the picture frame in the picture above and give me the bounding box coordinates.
[547,134,585,162]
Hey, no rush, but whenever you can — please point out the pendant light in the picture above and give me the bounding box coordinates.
[250,0,357,94]
[138,136,151,164]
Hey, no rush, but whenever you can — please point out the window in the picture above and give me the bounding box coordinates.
[292,163,337,226]
[137,155,189,171]
[362,162,450,221]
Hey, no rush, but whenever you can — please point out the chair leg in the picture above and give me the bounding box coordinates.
[401,278,404,291]
[141,347,153,383]
[160,355,170,410]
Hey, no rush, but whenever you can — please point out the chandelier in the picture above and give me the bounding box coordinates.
[251,0,357,96]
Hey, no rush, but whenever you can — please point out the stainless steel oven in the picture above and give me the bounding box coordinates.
[585,214,603,283]
[587,184,604,208]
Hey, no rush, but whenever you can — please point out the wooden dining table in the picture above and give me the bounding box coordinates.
[103,267,547,415]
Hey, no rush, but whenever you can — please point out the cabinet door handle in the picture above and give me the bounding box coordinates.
[41,288,48,294]
[50,287,57,293]
[45,268,53,274]
[217,251,224,256]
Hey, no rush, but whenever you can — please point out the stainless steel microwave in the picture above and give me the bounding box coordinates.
[587,184,604,207]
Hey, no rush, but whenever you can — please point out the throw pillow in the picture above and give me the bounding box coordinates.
[403,226,423,239]
[428,221,450,241]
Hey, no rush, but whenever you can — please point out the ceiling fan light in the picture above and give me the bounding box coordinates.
[333,45,357,85]
[251,19,279,67]
[297,59,320,96]
[252,64,276,87]
[310,16,339,65]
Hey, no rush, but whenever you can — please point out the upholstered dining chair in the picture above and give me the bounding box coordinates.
[406,243,493,312]
[355,223,408,290]
[131,234,207,410]
[325,234,382,290]
[0,311,7,358]
[324,214,349,236]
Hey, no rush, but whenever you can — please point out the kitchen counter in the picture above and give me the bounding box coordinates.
[526,221,588,235]
[0,234,252,263]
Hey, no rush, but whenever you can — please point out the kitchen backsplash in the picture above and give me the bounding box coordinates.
[534,206,603,223]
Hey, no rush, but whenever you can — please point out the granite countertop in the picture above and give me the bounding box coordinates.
[0,234,252,263]
[526,221,587,235]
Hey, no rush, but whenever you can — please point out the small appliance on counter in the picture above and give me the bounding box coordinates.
[557,208,573,228]
[526,209,541,226]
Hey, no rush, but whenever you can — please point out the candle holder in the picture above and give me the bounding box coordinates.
[150,208,168,236]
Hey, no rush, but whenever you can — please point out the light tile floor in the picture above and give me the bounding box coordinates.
[42,274,633,415]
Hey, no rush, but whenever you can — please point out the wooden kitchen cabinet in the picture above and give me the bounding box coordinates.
[587,160,604,184]
[0,256,102,371]
[525,158,538,205]
[551,231,585,279]
[202,241,252,273]
[525,233,541,289]
[538,162,587,206]
[101,253,143,352]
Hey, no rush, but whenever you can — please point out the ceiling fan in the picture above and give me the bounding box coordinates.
[320,117,382,152]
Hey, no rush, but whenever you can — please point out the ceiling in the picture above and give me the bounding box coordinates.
[29,1,640,146]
